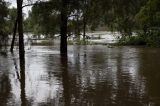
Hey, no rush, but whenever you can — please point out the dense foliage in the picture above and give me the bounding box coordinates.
[1,0,160,46]
[0,0,8,47]
[136,0,160,46]
[27,1,60,38]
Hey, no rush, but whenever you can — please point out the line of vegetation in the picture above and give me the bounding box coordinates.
[0,0,160,52]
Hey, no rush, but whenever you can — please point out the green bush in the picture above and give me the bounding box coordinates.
[146,28,160,47]
[118,35,146,45]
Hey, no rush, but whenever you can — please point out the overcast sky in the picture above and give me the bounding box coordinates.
[5,0,48,18]
[5,0,37,17]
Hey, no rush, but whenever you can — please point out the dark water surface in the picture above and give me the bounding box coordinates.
[0,45,160,106]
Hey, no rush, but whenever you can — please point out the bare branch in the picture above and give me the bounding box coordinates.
[22,3,35,8]
[22,0,42,8]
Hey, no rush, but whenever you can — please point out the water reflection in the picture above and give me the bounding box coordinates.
[61,55,70,106]
[19,57,26,106]
[139,48,160,105]
[0,52,11,106]
[0,72,11,106]
[0,46,160,105]
[12,53,20,81]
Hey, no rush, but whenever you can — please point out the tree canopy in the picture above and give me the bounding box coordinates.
[0,0,8,34]
[1,0,160,48]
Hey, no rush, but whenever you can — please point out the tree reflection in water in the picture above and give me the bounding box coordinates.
[1,46,160,105]
[19,58,26,106]
[11,53,28,106]
[0,52,11,106]
[0,73,11,106]
[61,55,71,106]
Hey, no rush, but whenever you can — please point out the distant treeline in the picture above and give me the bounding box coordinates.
[1,0,160,46]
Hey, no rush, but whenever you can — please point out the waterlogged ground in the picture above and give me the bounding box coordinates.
[0,45,160,106]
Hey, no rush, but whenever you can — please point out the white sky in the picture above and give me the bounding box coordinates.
[5,0,49,18]
[5,0,41,17]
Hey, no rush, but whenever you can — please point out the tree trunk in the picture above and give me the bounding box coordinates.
[17,0,25,63]
[10,17,18,52]
[76,15,80,42]
[60,0,68,55]
[83,16,86,42]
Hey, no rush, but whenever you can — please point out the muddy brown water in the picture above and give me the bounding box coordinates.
[0,45,160,106]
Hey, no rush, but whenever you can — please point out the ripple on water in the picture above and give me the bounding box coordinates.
[0,46,160,106]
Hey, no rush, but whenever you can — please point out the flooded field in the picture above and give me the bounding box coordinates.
[0,45,160,106]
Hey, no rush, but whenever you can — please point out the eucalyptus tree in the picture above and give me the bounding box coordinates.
[136,0,160,46]
[69,0,91,41]
[9,8,18,52]
[81,0,90,41]
[27,0,151,51]
[108,0,140,36]
[88,0,148,44]
[10,0,41,52]
[31,0,80,54]
[136,0,160,31]
[60,0,69,54]
[68,0,83,41]
[31,1,60,38]
[16,0,25,63]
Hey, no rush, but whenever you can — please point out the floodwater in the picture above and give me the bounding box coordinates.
[0,45,160,106]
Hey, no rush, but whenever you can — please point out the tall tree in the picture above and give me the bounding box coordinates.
[10,17,18,52]
[8,8,17,52]
[60,0,68,55]
[17,0,25,62]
